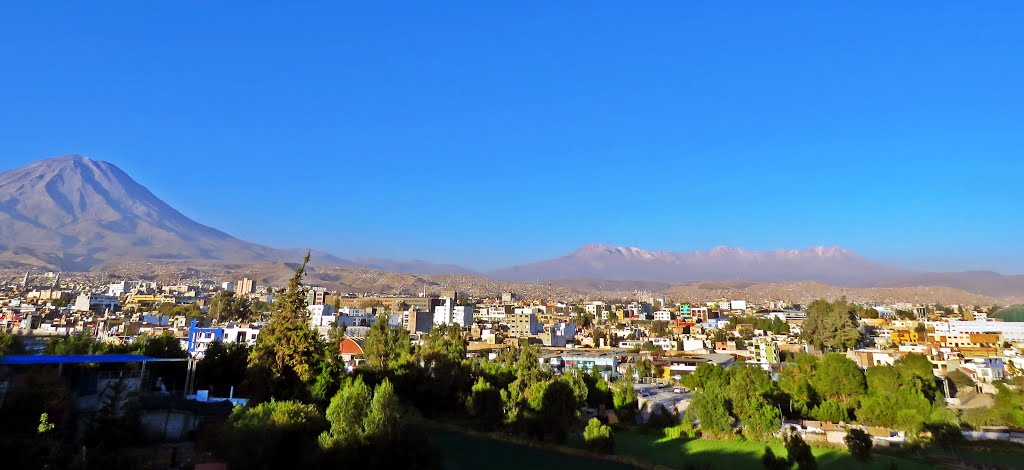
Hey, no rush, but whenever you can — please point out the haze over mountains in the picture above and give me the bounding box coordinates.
[1,155,1022,299]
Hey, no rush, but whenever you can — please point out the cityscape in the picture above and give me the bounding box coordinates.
[2,3,1024,470]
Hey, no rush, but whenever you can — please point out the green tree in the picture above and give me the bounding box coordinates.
[363,316,413,370]
[801,298,861,351]
[44,333,101,355]
[0,331,25,356]
[216,400,324,470]
[210,290,253,322]
[612,380,639,423]
[467,377,504,429]
[583,418,614,454]
[135,332,188,358]
[363,379,402,442]
[322,376,373,447]
[526,379,578,443]
[247,253,326,400]
[728,364,782,437]
[811,353,865,408]
[778,354,820,417]
[197,341,251,396]
[691,382,733,435]
[844,428,873,461]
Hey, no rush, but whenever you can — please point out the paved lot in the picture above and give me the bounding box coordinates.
[633,383,691,421]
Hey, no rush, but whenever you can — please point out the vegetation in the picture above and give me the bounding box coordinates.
[844,428,873,461]
[800,298,863,351]
[247,252,328,401]
[583,417,614,454]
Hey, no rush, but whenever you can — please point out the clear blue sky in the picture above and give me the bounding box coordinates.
[1,2,1022,272]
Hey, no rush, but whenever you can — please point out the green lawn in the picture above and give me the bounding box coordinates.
[430,429,637,470]
[611,429,1024,470]
[430,425,1024,470]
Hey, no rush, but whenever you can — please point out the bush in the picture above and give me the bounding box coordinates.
[844,428,873,461]
[664,418,698,440]
[215,400,325,470]
[583,418,614,454]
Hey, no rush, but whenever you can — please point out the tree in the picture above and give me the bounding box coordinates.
[526,379,578,443]
[363,379,402,442]
[563,367,589,405]
[467,377,503,429]
[844,428,872,461]
[322,376,373,447]
[210,291,253,322]
[612,380,639,423]
[135,332,188,358]
[583,418,614,454]
[44,333,102,355]
[197,341,251,396]
[690,382,733,435]
[582,369,613,409]
[248,253,327,400]
[779,354,820,417]
[801,298,861,351]
[856,358,948,433]
[728,364,782,437]
[362,316,412,370]
[217,400,325,470]
[0,331,25,356]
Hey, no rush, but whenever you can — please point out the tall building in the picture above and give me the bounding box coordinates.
[237,277,255,295]
[306,286,328,306]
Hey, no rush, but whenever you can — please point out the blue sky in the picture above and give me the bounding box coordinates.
[1,2,1022,272]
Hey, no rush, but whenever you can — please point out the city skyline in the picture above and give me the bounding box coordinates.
[2,3,1022,272]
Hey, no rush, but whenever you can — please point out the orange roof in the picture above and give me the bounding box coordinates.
[338,337,365,356]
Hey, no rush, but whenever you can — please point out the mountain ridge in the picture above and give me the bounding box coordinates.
[1,155,1023,300]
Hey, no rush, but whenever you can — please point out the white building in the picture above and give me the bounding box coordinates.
[730,300,747,312]
[434,298,474,327]
[75,293,119,313]
[930,319,1024,342]
[107,280,142,296]
[653,310,673,322]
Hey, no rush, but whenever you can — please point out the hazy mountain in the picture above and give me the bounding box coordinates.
[0,155,350,270]
[351,257,477,276]
[880,271,1024,300]
[489,243,913,285]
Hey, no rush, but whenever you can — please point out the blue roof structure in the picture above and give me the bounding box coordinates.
[0,354,189,365]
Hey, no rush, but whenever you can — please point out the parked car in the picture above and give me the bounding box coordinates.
[672,387,683,394]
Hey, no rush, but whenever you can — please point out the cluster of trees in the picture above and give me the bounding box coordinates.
[800,298,864,351]
[208,290,254,322]
[780,352,956,436]
[42,332,187,358]
[683,351,959,443]
[685,363,783,438]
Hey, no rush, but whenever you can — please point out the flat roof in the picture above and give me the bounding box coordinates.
[0,354,189,365]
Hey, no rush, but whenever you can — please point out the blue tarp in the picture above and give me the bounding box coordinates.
[0,354,188,364]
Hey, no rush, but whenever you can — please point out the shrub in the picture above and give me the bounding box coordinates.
[844,428,873,461]
[583,418,614,454]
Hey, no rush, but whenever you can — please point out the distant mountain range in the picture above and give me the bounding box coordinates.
[489,244,911,286]
[489,245,1024,300]
[0,155,447,273]
[1,155,1022,300]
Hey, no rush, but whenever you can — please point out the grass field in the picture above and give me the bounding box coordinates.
[431,425,1024,470]
[612,429,932,470]
[430,429,637,470]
